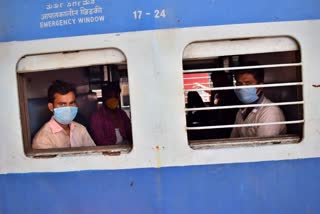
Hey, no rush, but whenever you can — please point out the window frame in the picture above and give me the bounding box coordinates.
[17,48,133,158]
[183,37,304,149]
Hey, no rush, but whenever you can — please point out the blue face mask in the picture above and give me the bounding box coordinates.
[234,88,259,104]
[53,106,78,125]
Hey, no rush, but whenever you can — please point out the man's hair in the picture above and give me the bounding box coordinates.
[211,71,233,87]
[235,61,264,83]
[187,91,205,108]
[48,80,76,103]
[101,81,121,100]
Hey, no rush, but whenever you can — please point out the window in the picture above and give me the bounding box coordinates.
[17,49,133,157]
[183,37,303,149]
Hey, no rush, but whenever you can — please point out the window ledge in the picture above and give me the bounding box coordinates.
[189,135,301,150]
[26,144,132,158]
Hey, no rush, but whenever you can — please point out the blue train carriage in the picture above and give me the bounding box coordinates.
[1,0,320,213]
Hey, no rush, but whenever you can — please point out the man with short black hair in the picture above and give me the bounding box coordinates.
[32,80,96,149]
[231,65,287,138]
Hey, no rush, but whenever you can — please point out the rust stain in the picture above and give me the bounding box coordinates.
[102,151,121,156]
[33,155,57,159]
[155,145,161,168]
[312,84,320,88]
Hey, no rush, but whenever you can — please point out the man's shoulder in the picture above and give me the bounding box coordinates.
[261,96,273,104]
[258,96,285,117]
[118,109,128,116]
[32,121,54,148]
[261,97,281,111]
[72,121,87,130]
[34,121,52,136]
[91,107,106,118]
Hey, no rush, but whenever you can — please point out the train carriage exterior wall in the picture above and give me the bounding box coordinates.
[1,0,320,213]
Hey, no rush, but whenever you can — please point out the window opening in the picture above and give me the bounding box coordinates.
[183,37,304,149]
[17,49,132,157]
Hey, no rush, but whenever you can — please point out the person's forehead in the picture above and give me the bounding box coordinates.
[104,90,119,97]
[237,73,256,82]
[53,92,75,101]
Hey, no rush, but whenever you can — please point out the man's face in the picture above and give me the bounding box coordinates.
[48,91,77,112]
[236,73,262,94]
[104,91,120,110]
[236,73,258,86]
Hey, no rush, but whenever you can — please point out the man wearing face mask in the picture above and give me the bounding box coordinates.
[32,80,96,149]
[90,82,132,145]
[230,65,287,138]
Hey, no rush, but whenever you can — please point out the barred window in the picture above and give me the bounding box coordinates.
[183,37,303,149]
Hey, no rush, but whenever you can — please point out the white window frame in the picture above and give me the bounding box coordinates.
[183,37,304,149]
[17,48,132,157]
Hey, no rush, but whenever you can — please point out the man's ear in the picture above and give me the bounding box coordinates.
[48,103,54,112]
[257,83,263,95]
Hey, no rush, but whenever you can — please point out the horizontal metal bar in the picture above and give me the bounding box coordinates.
[183,63,302,74]
[184,84,211,87]
[184,81,210,84]
[185,101,304,111]
[184,82,303,92]
[186,120,304,130]
[183,77,210,80]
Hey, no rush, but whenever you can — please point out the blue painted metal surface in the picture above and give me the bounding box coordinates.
[1,158,320,213]
[1,0,320,42]
[1,1,320,213]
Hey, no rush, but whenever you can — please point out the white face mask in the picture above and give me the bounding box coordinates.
[53,106,78,125]
[234,88,259,104]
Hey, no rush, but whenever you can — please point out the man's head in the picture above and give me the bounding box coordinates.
[102,82,121,110]
[234,67,264,86]
[47,80,78,125]
[187,91,205,108]
[211,71,232,88]
[234,62,264,104]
